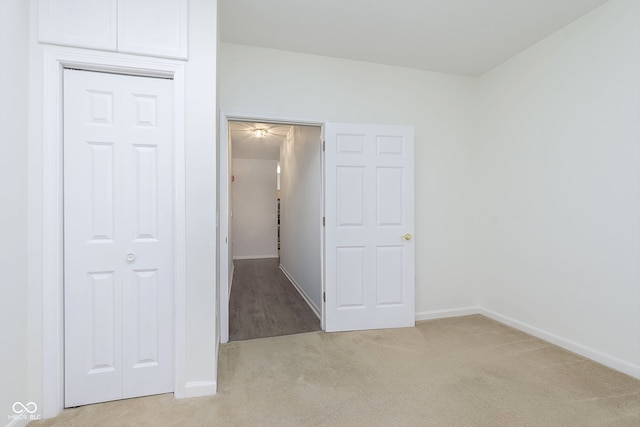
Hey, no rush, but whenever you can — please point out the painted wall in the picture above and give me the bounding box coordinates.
[219,42,478,316]
[219,0,640,376]
[0,0,30,422]
[474,0,640,375]
[26,0,46,418]
[24,0,219,417]
[183,0,219,397]
[279,126,323,312]
[231,158,278,259]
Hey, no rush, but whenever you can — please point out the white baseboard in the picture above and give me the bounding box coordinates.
[415,306,480,322]
[279,265,321,320]
[176,381,217,399]
[414,306,639,380]
[233,255,279,260]
[478,307,640,380]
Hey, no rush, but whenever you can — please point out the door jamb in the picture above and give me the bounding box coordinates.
[39,47,187,417]
[218,110,327,343]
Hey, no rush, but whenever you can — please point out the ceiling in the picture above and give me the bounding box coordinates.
[220,0,610,77]
[229,121,291,160]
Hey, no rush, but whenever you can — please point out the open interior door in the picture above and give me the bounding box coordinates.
[324,123,414,332]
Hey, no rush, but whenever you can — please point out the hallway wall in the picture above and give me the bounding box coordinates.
[279,126,323,313]
[232,158,278,259]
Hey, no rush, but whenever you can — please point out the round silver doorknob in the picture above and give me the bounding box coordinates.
[126,253,136,262]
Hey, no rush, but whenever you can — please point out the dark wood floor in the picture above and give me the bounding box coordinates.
[229,258,321,341]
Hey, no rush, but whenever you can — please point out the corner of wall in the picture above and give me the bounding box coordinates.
[471,0,640,375]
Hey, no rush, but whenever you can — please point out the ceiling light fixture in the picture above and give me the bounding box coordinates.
[253,128,268,138]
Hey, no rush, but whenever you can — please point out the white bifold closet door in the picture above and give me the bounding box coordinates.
[64,69,174,407]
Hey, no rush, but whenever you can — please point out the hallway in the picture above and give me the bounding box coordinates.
[229,258,321,341]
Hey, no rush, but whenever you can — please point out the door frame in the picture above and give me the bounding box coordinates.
[219,110,327,343]
[39,47,187,417]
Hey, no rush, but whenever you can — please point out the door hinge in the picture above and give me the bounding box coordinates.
[322,141,325,152]
[322,217,325,226]
[323,292,326,303]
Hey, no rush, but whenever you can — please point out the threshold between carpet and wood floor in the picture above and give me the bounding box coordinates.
[32,315,640,427]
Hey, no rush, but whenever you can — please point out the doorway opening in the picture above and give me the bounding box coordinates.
[222,117,324,342]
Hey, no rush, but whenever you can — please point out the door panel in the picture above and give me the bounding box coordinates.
[376,167,404,226]
[337,166,365,226]
[376,246,404,305]
[336,247,366,307]
[64,69,173,407]
[325,123,414,332]
[86,271,118,375]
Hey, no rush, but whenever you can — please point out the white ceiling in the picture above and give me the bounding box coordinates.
[229,121,291,160]
[220,0,610,77]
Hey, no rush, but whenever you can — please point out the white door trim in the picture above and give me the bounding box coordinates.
[39,47,186,417]
[218,110,327,343]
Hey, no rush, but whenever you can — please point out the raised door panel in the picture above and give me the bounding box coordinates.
[376,246,404,306]
[39,0,117,50]
[376,167,404,227]
[336,166,365,228]
[117,0,188,59]
[336,247,366,308]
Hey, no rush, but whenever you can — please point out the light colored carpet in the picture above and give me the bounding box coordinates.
[31,315,640,426]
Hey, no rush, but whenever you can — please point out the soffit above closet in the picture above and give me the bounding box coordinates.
[220,0,609,77]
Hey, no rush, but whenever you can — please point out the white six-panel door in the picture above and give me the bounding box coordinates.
[325,123,415,332]
[64,69,174,407]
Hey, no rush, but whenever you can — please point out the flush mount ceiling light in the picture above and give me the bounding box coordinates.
[253,128,268,138]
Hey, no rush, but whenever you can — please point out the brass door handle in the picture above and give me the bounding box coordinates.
[401,233,412,241]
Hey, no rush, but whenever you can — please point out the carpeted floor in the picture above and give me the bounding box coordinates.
[31,315,640,426]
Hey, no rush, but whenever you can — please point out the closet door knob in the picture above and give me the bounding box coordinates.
[401,233,412,241]
[126,253,136,262]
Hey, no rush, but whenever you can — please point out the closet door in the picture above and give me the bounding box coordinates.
[64,69,174,407]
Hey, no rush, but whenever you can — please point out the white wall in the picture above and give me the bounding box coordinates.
[232,158,278,259]
[280,126,323,311]
[183,0,219,396]
[220,0,640,377]
[0,0,30,423]
[474,0,640,375]
[24,0,219,417]
[219,42,478,316]
[26,0,46,418]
